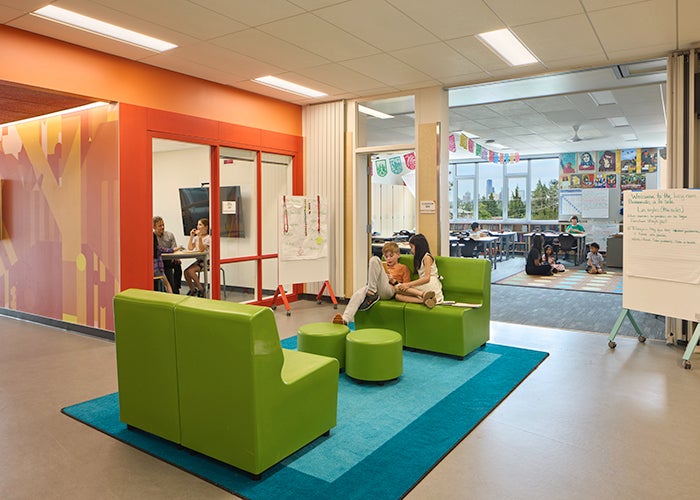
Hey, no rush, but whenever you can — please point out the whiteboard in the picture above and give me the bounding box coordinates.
[623,189,700,322]
[559,189,582,216]
[581,189,609,218]
[278,195,329,284]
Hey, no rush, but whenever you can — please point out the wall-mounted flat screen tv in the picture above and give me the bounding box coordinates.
[179,186,244,238]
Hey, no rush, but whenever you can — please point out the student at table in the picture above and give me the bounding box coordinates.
[565,215,585,234]
[153,216,183,294]
[469,221,488,238]
[184,218,210,297]
[153,232,173,293]
[525,234,552,276]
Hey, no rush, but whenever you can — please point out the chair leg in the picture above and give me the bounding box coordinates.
[221,267,226,300]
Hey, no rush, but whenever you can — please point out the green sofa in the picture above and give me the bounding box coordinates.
[114,289,339,477]
[354,255,491,358]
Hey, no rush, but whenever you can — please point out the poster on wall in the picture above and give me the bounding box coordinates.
[597,150,617,172]
[577,151,596,171]
[620,148,639,173]
[559,189,582,216]
[582,189,609,218]
[640,147,658,173]
[560,152,576,174]
[279,195,328,261]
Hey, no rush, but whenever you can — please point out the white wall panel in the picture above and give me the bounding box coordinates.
[302,101,345,297]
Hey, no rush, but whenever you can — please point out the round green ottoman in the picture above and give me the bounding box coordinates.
[345,328,403,382]
[297,322,351,370]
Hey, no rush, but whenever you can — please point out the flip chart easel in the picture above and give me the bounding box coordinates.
[610,189,700,368]
[272,195,337,316]
[607,308,646,349]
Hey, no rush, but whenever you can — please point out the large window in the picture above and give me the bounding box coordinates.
[449,157,559,222]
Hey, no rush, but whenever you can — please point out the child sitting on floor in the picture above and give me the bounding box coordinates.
[544,244,565,273]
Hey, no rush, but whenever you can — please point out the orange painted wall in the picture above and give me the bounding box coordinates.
[0,26,305,331]
[0,25,301,136]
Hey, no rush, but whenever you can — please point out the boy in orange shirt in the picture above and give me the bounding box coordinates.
[333,241,410,325]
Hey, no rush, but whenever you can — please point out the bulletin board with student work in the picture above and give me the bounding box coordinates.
[558,148,663,221]
[622,189,700,322]
[278,195,330,285]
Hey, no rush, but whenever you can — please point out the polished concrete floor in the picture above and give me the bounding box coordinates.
[2,300,700,499]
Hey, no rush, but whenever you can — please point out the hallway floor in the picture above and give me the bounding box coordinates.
[2,300,699,499]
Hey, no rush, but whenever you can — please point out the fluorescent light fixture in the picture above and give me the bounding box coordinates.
[253,76,327,98]
[608,116,629,127]
[487,142,509,150]
[589,91,617,106]
[0,101,109,128]
[32,5,176,52]
[358,105,393,119]
[476,29,538,66]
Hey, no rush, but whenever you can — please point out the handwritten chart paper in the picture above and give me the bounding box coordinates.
[625,190,700,284]
[279,196,328,261]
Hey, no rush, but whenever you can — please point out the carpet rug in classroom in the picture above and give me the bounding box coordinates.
[495,269,623,295]
[61,339,548,500]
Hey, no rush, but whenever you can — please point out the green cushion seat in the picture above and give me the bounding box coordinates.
[345,328,403,382]
[298,322,351,369]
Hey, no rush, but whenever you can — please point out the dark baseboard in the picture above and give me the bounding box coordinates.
[0,307,114,342]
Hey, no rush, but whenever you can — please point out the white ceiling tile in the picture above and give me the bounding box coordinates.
[341,54,432,87]
[447,36,510,72]
[678,0,700,47]
[473,117,518,128]
[83,0,248,40]
[485,101,537,115]
[258,13,380,61]
[298,63,390,92]
[141,52,249,85]
[525,95,576,113]
[0,4,25,22]
[211,29,329,71]
[581,0,652,11]
[439,73,493,87]
[485,0,583,26]
[513,15,605,63]
[315,0,438,52]
[167,42,284,79]
[189,0,304,26]
[388,0,503,40]
[588,0,676,54]
[390,43,482,80]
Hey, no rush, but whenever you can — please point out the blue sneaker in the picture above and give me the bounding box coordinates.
[358,292,379,311]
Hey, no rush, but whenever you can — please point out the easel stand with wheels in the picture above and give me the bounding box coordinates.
[681,318,700,369]
[271,285,292,316]
[270,280,338,316]
[607,308,646,349]
[316,280,338,309]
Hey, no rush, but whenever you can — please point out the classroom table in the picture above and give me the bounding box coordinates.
[488,231,517,261]
[162,250,209,297]
[450,235,498,269]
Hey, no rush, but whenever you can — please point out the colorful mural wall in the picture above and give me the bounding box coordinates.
[0,104,118,330]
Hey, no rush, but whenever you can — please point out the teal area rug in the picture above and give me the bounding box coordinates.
[62,339,548,499]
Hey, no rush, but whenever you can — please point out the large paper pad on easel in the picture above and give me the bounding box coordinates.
[278,196,329,284]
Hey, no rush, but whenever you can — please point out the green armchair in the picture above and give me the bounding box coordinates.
[114,290,339,477]
[173,297,339,476]
[114,288,187,443]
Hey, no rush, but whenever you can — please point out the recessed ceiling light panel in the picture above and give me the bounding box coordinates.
[253,76,327,98]
[32,5,177,52]
[476,29,538,66]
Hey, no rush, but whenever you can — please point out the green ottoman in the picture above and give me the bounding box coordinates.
[298,322,351,370]
[345,328,403,382]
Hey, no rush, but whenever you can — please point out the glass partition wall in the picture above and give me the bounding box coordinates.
[219,148,293,303]
[152,139,294,303]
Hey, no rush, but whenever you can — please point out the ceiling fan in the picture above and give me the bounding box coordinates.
[567,124,585,142]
